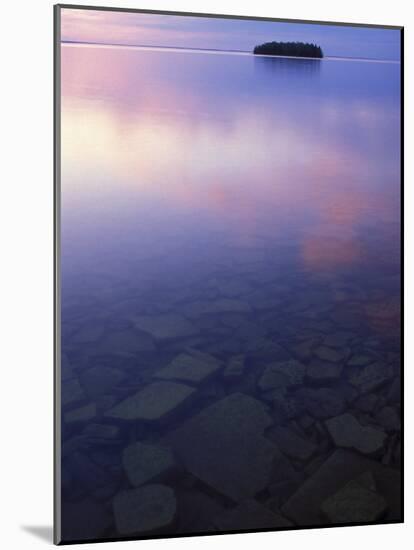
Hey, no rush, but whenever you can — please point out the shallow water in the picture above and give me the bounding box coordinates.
[59,44,401,541]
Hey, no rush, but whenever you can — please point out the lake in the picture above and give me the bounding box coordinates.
[59,44,401,540]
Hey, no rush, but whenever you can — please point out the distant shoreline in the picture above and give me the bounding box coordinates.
[61,40,400,64]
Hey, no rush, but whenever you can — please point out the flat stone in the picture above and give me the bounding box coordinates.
[349,362,394,393]
[105,381,195,421]
[64,403,97,424]
[306,359,343,382]
[321,478,387,524]
[325,413,387,455]
[213,499,293,531]
[314,346,348,363]
[293,387,346,419]
[268,426,318,462]
[258,360,306,392]
[133,314,199,340]
[113,484,176,535]
[269,389,302,421]
[282,449,401,525]
[122,442,175,487]
[155,349,222,384]
[223,355,246,380]
[165,393,280,501]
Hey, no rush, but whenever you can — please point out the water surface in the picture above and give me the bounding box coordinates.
[60,44,401,541]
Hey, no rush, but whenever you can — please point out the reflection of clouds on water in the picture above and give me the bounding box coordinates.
[61,44,400,279]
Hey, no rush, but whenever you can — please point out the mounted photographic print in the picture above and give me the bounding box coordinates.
[54,4,403,544]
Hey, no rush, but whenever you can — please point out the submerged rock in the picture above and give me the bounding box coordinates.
[314,346,349,363]
[291,339,318,361]
[105,381,195,421]
[165,393,279,501]
[282,449,401,525]
[321,478,387,524]
[268,426,317,462]
[113,484,176,535]
[306,359,343,382]
[258,360,306,392]
[223,354,246,380]
[269,390,301,421]
[293,387,346,419]
[349,362,394,393]
[249,341,291,363]
[155,349,222,384]
[122,442,175,487]
[325,413,386,455]
[133,314,199,340]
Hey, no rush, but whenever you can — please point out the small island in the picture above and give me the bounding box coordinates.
[253,41,324,58]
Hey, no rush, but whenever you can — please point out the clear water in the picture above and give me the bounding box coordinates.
[60,44,401,541]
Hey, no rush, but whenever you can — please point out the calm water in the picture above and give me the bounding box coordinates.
[60,44,401,541]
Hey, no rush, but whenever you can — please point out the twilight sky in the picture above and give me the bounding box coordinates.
[61,8,401,61]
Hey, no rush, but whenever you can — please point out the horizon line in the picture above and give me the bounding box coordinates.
[61,40,400,64]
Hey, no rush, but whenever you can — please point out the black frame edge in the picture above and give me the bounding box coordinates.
[54,3,62,546]
[400,26,404,524]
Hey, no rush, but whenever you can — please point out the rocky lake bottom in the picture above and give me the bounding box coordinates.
[59,248,401,541]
